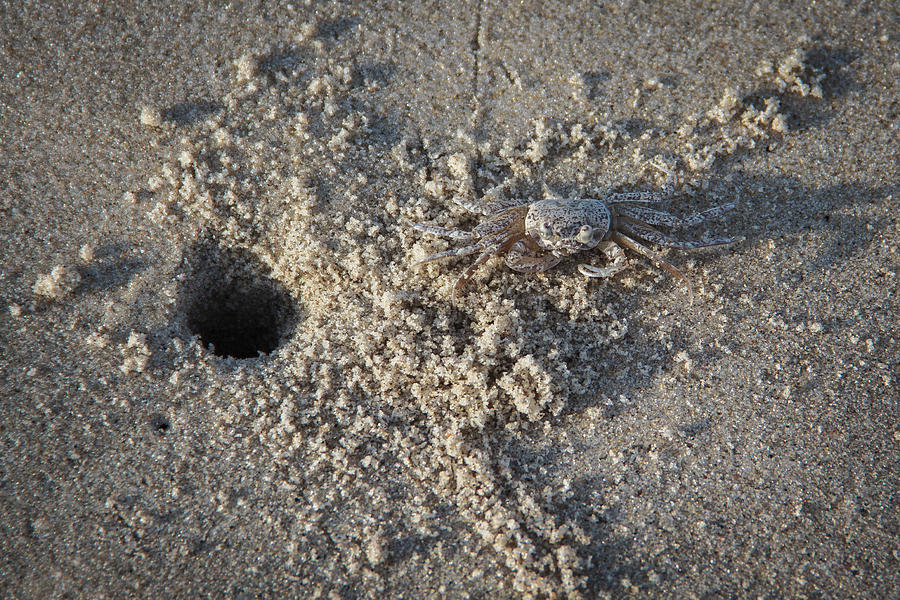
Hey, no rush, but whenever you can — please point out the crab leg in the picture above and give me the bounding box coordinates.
[451,244,501,304]
[412,223,477,242]
[451,194,493,215]
[611,232,694,304]
[605,190,668,204]
[616,202,736,229]
[481,197,532,214]
[620,221,739,249]
[473,205,529,238]
[452,194,531,216]
[413,242,483,266]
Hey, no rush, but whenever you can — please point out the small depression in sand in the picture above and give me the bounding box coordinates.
[178,239,298,359]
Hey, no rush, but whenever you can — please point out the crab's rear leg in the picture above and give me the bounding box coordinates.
[450,244,503,305]
[610,232,694,304]
[452,194,492,215]
[620,221,740,249]
[578,241,628,278]
[412,223,477,242]
[605,190,669,205]
[413,242,483,267]
[449,233,526,304]
[452,194,530,216]
[616,202,737,230]
[605,161,677,204]
[473,205,529,238]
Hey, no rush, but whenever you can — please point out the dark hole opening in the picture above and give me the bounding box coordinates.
[149,413,170,434]
[178,240,297,359]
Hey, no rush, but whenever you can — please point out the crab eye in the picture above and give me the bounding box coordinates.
[539,222,553,237]
[577,225,593,243]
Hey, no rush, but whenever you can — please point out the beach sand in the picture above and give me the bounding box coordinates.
[2,1,898,598]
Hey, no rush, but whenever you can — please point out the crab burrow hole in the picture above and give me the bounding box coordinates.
[177,240,298,359]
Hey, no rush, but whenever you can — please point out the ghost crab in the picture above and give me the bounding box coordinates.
[412,163,740,304]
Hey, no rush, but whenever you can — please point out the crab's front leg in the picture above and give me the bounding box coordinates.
[578,241,628,278]
[505,238,561,274]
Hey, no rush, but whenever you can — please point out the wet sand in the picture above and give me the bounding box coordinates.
[2,2,898,598]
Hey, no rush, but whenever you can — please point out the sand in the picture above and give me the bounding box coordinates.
[2,1,898,598]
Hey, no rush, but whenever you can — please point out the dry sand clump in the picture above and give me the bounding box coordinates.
[32,264,82,300]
